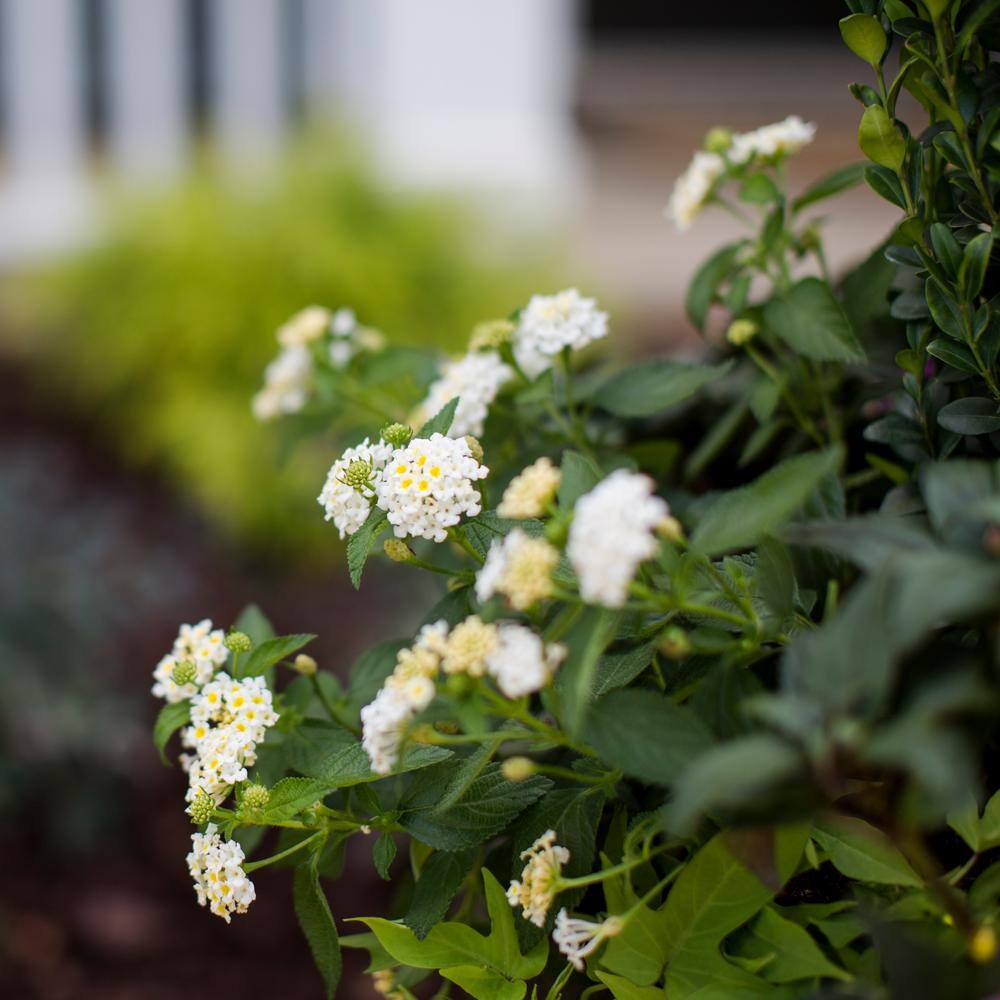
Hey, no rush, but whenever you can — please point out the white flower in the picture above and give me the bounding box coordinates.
[476,529,559,611]
[376,433,488,542]
[553,910,624,971]
[331,306,356,337]
[317,437,394,538]
[152,619,228,703]
[567,470,669,608]
[486,622,566,699]
[252,345,313,421]
[276,305,331,348]
[441,615,498,676]
[514,289,609,378]
[327,307,385,367]
[497,457,561,520]
[187,824,256,922]
[666,151,725,231]
[728,115,816,164]
[415,350,513,438]
[507,830,569,927]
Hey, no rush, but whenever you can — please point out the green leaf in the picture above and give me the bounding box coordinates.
[293,853,341,999]
[256,777,327,821]
[232,603,275,645]
[585,689,714,786]
[792,162,866,212]
[153,701,191,764]
[858,104,906,170]
[558,450,602,508]
[595,972,665,1000]
[739,172,781,204]
[812,814,922,887]
[405,848,478,939]
[925,278,965,339]
[441,966,525,1000]
[601,884,671,985]
[691,446,843,556]
[591,643,657,698]
[592,360,733,418]
[783,514,934,574]
[356,870,547,981]
[417,395,459,437]
[236,633,315,678]
[754,536,796,623]
[345,639,407,714]
[981,790,1000,850]
[764,277,865,362]
[398,761,550,851]
[373,833,397,880]
[733,906,851,982]
[937,397,1000,435]
[665,735,803,834]
[556,607,621,736]
[926,337,981,374]
[959,232,992,300]
[947,793,981,852]
[347,506,389,589]
[840,13,888,65]
[686,242,746,331]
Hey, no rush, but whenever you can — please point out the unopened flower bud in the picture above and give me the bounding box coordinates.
[704,126,733,154]
[241,783,270,811]
[342,458,374,491]
[469,318,516,352]
[172,660,197,686]
[383,538,414,563]
[188,791,215,825]
[657,515,684,543]
[380,422,413,448]
[970,925,998,964]
[224,631,252,653]
[658,626,692,660]
[502,757,536,783]
[464,436,484,463]
[293,653,318,676]
[726,318,758,347]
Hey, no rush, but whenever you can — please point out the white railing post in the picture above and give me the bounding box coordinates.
[211,0,285,166]
[0,0,93,259]
[106,0,187,181]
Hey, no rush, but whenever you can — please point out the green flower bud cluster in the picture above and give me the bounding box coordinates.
[342,458,375,491]
[188,791,216,825]
[172,660,197,686]
[224,630,253,653]
[380,422,413,448]
[383,538,414,563]
[241,783,270,811]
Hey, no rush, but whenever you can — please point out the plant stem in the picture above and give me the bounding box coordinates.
[244,830,326,873]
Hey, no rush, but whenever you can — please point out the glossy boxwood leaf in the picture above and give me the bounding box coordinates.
[347,506,389,589]
[865,165,906,207]
[153,700,191,764]
[592,359,733,418]
[585,689,714,786]
[812,814,922,886]
[959,232,992,300]
[927,337,980,374]
[691,446,843,556]
[925,278,965,339]
[764,278,865,362]
[859,104,907,170]
[840,13,888,65]
[294,853,341,999]
[937,397,1000,435]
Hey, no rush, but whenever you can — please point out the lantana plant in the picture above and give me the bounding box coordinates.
[152,3,1000,997]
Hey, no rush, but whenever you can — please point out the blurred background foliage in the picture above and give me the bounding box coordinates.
[0,138,560,563]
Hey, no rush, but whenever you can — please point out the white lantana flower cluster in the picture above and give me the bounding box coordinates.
[187,823,256,922]
[319,432,488,543]
[360,616,565,774]
[507,829,569,927]
[152,618,229,703]
[553,910,624,971]
[567,469,669,608]
[415,350,513,438]
[181,672,279,808]
[666,115,816,230]
[514,289,609,379]
[476,528,559,611]
[253,305,384,421]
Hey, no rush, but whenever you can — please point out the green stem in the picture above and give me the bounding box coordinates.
[557,842,673,891]
[244,830,326,872]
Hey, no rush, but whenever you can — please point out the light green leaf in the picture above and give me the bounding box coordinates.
[947,793,981,852]
[235,632,315,678]
[691,446,843,556]
[812,814,922,887]
[417,395,459,437]
[980,789,1000,850]
[602,877,671,985]
[596,971,666,999]
[592,360,733,418]
[441,966,525,1000]
[347,506,389,589]
[764,278,865,362]
[858,104,906,171]
[733,906,851,982]
[585,689,714,786]
[153,700,191,764]
[293,853,341,999]
[839,14,888,66]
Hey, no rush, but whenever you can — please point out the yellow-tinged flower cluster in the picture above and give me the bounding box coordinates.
[507,829,570,927]
[476,528,559,611]
[497,457,562,519]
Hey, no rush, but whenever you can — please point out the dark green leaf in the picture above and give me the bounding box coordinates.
[591,643,657,698]
[346,640,408,714]
[373,833,397,880]
[347,506,389,589]
[293,854,341,999]
[404,848,478,939]
[764,278,865,362]
[417,396,459,437]
[686,242,746,331]
[592,360,733,418]
[925,278,965,339]
[153,701,191,764]
[927,337,981,374]
[959,232,992,300]
[937,397,1000,435]
[783,515,934,573]
[236,633,315,678]
[556,608,622,736]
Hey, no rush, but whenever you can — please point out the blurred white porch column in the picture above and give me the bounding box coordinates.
[211,0,285,166]
[0,0,93,260]
[106,0,187,180]
[319,0,583,212]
